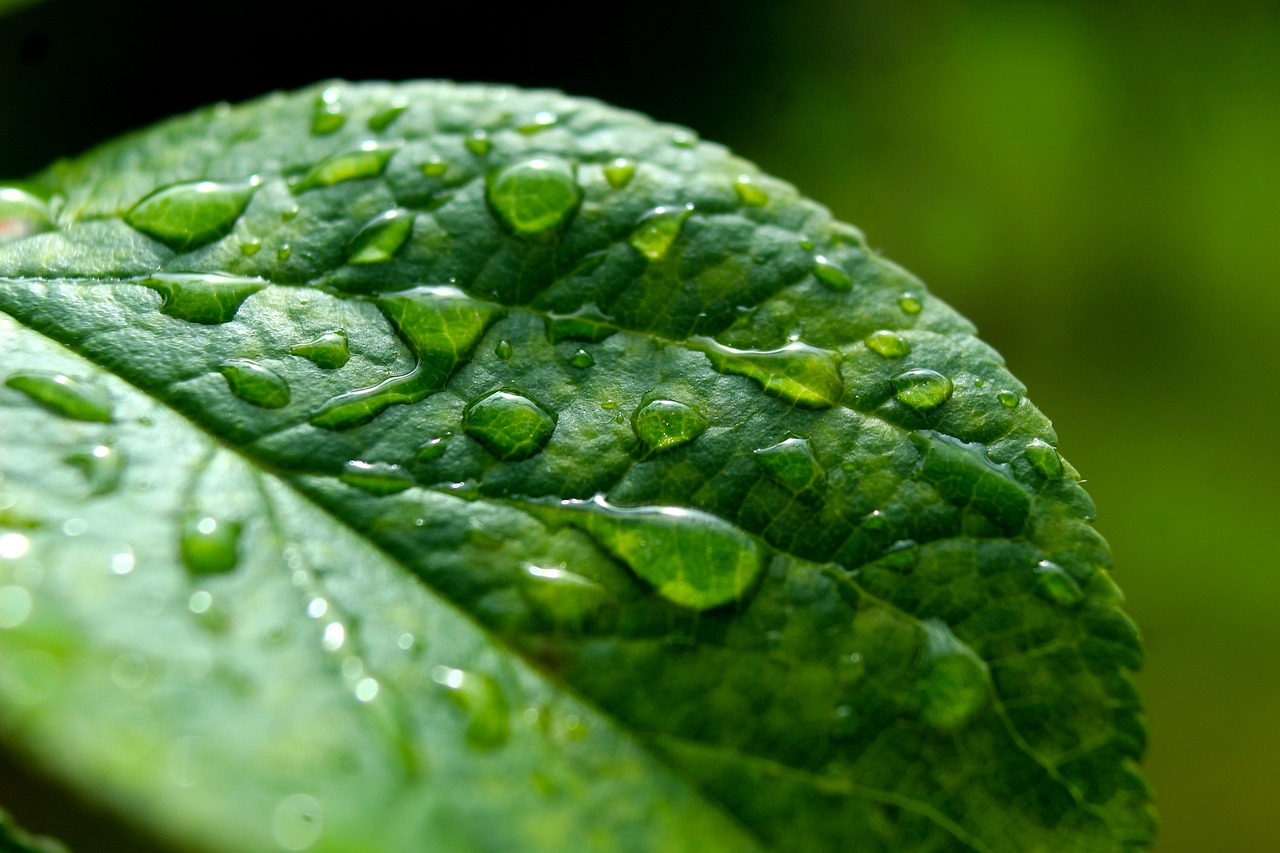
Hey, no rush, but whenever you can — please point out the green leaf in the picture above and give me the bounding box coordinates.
[0,81,1153,852]
[0,810,67,853]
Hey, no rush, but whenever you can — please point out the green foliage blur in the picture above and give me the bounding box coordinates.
[2,1,1276,850]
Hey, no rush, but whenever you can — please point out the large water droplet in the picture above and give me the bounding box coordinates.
[917,620,989,731]
[366,95,408,132]
[0,186,53,243]
[630,399,708,454]
[339,460,414,495]
[290,330,350,369]
[603,158,636,189]
[486,156,582,238]
[292,142,399,192]
[1032,559,1083,607]
[892,369,952,413]
[5,372,112,422]
[311,286,504,429]
[732,175,769,207]
[140,273,266,325]
[1025,438,1064,479]
[345,209,414,265]
[912,431,1030,534]
[311,86,345,135]
[494,339,514,360]
[126,178,258,251]
[691,337,844,409]
[64,443,126,495]
[180,515,242,575]
[813,256,852,292]
[217,359,291,409]
[463,391,556,461]
[864,330,909,359]
[629,204,693,260]
[898,293,924,314]
[997,389,1021,409]
[568,348,594,369]
[753,437,824,492]
[431,666,510,750]
[558,496,764,611]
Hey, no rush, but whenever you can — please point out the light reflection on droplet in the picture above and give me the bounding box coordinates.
[306,597,328,618]
[354,677,379,702]
[0,533,30,560]
[397,633,414,650]
[188,590,213,614]
[321,622,345,652]
[111,550,136,575]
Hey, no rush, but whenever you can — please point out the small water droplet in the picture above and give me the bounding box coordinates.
[272,793,323,851]
[218,359,291,409]
[416,433,452,462]
[1025,438,1064,478]
[293,142,399,192]
[998,390,1021,408]
[464,130,492,156]
[140,273,266,325]
[463,391,556,461]
[671,130,696,147]
[240,239,262,256]
[917,620,988,730]
[276,244,293,261]
[0,585,33,629]
[311,86,346,135]
[126,178,259,251]
[603,157,636,189]
[568,348,594,369]
[431,666,510,749]
[339,460,414,495]
[345,209,414,265]
[813,256,852,292]
[1032,560,1083,607]
[494,339,514,360]
[420,156,448,178]
[692,337,844,409]
[280,205,299,221]
[732,175,769,207]
[898,293,924,314]
[5,372,113,422]
[180,515,242,576]
[516,111,557,134]
[366,96,408,132]
[629,204,693,260]
[290,330,350,370]
[753,437,824,491]
[864,330,909,359]
[486,156,582,237]
[557,496,764,611]
[892,369,952,413]
[798,238,815,251]
[630,399,708,454]
[0,186,53,243]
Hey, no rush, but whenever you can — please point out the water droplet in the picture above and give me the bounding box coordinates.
[898,293,923,314]
[140,272,266,324]
[798,238,815,251]
[691,337,844,409]
[568,348,594,369]
[280,205,299,221]
[753,437,824,491]
[218,359,291,409]
[544,304,616,343]
[290,330,350,370]
[864,330,909,359]
[110,550,135,575]
[311,86,345,135]
[5,372,112,423]
[311,286,504,429]
[180,515,242,575]
[0,533,30,560]
[0,186,52,243]
[463,391,556,461]
[68,455,114,498]
[339,460,414,495]
[240,239,261,256]
[892,369,952,413]
[671,130,696,147]
[321,621,345,652]
[342,208,415,266]
[272,793,323,851]
[415,433,449,461]
[464,130,492,156]
[603,158,636,189]
[397,633,415,650]
[1033,559,1083,607]
[917,620,988,730]
[1025,438,1063,479]
[0,585,33,629]
[292,142,399,192]
[366,96,408,132]
[276,244,293,261]
[188,590,213,614]
[306,597,328,618]
[558,496,764,611]
[486,156,582,238]
[126,178,258,251]
[813,256,852,292]
[420,157,448,178]
[494,339,514,360]
[629,204,693,260]
[432,666,510,750]
[912,431,1031,534]
[998,389,1021,408]
[516,111,557,134]
[630,399,708,454]
[732,176,769,207]
[354,677,379,702]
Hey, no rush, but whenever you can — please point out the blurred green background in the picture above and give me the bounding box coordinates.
[2,0,1276,850]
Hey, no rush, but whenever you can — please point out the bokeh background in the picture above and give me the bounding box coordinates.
[1,1,1276,850]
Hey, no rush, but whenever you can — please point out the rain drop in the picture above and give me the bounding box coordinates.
[345,209,414,265]
[6,372,112,423]
[892,369,952,413]
[292,142,399,192]
[1032,560,1083,607]
[486,156,582,237]
[630,399,708,454]
[432,666,510,750]
[603,158,636,189]
[311,87,345,135]
[732,176,769,207]
[126,178,258,251]
[463,391,556,461]
[628,204,692,260]
[692,337,844,409]
[568,348,594,369]
[366,96,408,132]
[864,330,909,359]
[140,273,266,325]
[339,460,414,495]
[813,256,852,292]
[753,437,824,492]
[464,130,492,156]
[1025,438,1064,479]
[180,515,242,576]
[218,359,291,409]
[290,330,350,370]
